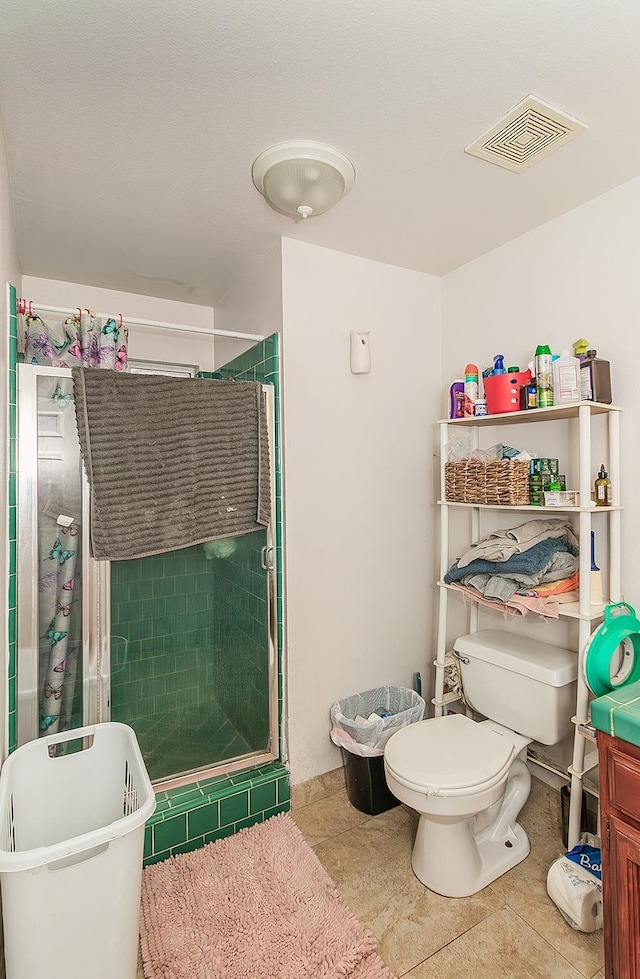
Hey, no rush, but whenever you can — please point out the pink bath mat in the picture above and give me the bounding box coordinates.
[140,812,396,979]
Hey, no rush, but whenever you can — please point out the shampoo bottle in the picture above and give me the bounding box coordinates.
[449,380,465,419]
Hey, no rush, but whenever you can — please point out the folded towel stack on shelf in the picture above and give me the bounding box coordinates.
[444,519,580,619]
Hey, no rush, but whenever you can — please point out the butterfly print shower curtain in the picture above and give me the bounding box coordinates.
[21,308,128,738]
[22,309,128,372]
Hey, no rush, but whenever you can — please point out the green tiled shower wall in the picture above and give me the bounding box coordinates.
[6,284,18,753]
[110,530,271,782]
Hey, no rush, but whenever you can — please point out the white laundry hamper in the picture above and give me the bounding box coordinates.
[0,723,156,979]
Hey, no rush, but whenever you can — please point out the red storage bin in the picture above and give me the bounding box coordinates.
[483,370,532,415]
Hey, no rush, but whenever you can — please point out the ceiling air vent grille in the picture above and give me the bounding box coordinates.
[465,95,587,173]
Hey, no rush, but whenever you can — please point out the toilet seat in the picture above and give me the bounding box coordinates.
[384,714,515,797]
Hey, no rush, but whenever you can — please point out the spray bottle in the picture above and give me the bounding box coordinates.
[464,364,479,417]
[535,344,554,408]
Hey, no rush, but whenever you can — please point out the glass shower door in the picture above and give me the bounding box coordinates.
[108,385,279,784]
[17,365,105,746]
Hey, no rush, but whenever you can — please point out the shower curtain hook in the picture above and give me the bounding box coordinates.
[18,298,25,315]
[76,307,82,321]
[118,313,123,330]
[28,301,34,317]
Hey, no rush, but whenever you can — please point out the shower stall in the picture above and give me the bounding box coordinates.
[16,362,280,786]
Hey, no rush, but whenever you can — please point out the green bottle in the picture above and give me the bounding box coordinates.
[535,344,554,408]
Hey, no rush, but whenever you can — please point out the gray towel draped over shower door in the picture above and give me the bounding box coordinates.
[72,369,271,560]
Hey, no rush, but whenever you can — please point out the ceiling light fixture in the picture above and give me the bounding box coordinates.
[251,140,355,220]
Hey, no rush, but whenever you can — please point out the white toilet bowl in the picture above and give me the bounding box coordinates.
[384,713,531,897]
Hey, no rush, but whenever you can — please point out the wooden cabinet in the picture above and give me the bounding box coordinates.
[598,730,640,979]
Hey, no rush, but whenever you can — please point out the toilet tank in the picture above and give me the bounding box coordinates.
[453,630,577,745]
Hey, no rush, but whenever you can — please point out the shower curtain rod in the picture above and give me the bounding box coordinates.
[18,299,264,342]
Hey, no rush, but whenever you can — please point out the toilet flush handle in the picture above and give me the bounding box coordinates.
[452,650,470,665]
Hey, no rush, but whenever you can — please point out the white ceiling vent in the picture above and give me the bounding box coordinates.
[465,95,587,173]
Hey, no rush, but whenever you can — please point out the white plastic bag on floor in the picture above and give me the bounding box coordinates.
[547,836,603,933]
[330,686,425,757]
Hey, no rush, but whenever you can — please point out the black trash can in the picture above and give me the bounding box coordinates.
[330,685,426,816]
[341,748,399,816]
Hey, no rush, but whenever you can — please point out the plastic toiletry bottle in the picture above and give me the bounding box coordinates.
[534,344,554,407]
[473,398,488,417]
[580,350,612,404]
[594,464,612,506]
[492,354,506,374]
[552,350,581,404]
[449,380,465,419]
[464,364,479,417]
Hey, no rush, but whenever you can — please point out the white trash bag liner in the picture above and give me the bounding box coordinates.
[330,685,426,757]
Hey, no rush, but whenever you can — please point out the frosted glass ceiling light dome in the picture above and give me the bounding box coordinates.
[252,141,355,219]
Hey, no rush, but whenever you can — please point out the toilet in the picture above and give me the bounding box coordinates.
[384,630,577,898]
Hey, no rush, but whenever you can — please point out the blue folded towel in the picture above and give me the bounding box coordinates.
[444,537,578,583]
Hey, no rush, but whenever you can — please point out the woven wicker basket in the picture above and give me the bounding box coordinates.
[444,459,530,506]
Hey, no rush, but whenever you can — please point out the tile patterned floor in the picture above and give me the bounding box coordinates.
[290,768,604,979]
[137,767,604,979]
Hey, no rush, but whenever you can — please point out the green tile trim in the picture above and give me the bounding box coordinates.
[145,849,171,866]
[250,780,276,814]
[204,825,235,845]
[143,762,289,866]
[220,790,249,826]
[235,813,264,832]
[187,799,219,838]
[153,812,187,852]
[171,837,205,857]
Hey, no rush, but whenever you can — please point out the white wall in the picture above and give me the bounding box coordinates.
[22,276,216,372]
[282,239,441,783]
[214,242,283,368]
[0,114,21,765]
[441,176,640,628]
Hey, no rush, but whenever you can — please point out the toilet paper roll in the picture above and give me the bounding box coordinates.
[583,602,640,697]
[547,857,602,933]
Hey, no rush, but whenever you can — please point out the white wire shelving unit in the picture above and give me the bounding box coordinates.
[434,401,622,850]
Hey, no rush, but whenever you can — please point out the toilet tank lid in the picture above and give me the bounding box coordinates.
[453,630,577,687]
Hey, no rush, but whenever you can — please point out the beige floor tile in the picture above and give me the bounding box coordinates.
[290,766,345,809]
[490,797,604,978]
[403,906,585,979]
[315,803,506,976]
[137,775,603,979]
[289,785,370,845]
[137,949,144,978]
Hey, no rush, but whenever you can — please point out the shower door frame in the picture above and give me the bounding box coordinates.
[16,363,108,747]
[150,383,280,791]
[18,367,280,785]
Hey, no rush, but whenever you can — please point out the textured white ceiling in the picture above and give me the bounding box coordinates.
[1,0,640,305]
